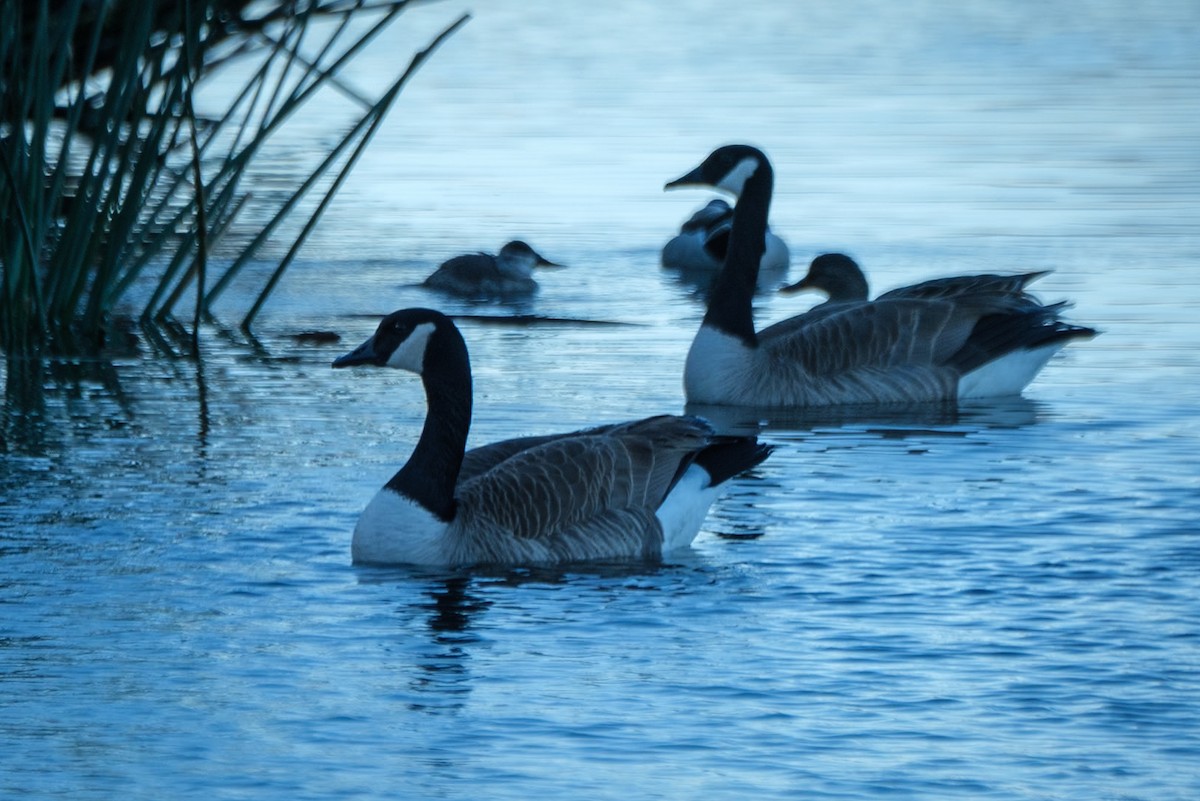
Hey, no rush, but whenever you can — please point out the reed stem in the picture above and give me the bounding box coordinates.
[0,0,463,356]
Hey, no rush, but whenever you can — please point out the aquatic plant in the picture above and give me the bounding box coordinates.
[0,0,468,356]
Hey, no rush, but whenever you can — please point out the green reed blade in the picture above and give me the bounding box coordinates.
[203,5,419,308]
[240,12,470,330]
[2,1,455,356]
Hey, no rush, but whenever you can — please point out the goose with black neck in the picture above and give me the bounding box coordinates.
[332,308,772,566]
[666,144,1095,407]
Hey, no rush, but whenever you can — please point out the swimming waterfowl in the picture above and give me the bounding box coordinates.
[332,308,772,566]
[422,240,561,298]
[662,198,790,274]
[782,252,1050,311]
[665,144,1096,407]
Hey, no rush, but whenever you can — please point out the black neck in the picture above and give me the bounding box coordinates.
[385,323,471,521]
[702,164,773,345]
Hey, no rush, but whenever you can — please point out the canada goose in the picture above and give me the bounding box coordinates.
[332,308,772,566]
[662,198,790,275]
[782,252,1050,310]
[665,144,1096,407]
[422,240,561,299]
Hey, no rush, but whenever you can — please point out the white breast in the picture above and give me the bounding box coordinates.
[684,325,756,405]
[352,489,448,565]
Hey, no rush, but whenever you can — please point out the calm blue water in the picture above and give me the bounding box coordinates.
[3,1,1200,799]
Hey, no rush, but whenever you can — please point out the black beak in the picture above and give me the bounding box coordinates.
[664,164,706,191]
[332,336,382,368]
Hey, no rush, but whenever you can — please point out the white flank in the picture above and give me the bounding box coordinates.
[352,488,447,565]
[762,233,790,273]
[665,229,790,274]
[655,464,720,553]
[502,252,536,279]
[957,343,1064,399]
[662,229,712,269]
[386,322,437,373]
[685,325,754,404]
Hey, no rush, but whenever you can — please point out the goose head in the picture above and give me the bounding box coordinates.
[779,253,869,303]
[665,144,770,198]
[332,307,451,376]
[496,240,562,280]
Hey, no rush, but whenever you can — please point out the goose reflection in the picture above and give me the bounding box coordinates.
[420,575,491,638]
[403,575,491,714]
[702,479,776,544]
[686,395,1045,438]
[661,257,790,301]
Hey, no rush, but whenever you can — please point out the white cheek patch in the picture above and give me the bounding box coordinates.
[386,321,437,373]
[717,156,760,197]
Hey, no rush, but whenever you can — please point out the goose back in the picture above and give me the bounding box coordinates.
[784,253,1051,308]
[879,270,1050,305]
[448,416,716,564]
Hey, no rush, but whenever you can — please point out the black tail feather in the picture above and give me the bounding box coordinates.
[693,437,774,487]
[952,307,1097,375]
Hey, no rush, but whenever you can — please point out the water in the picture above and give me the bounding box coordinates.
[4,1,1200,798]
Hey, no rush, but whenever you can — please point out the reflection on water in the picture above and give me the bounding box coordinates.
[686,395,1042,436]
[406,577,491,714]
[2,353,134,457]
[661,259,793,299]
[421,576,492,637]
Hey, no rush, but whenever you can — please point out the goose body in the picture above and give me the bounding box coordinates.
[662,199,790,275]
[422,240,560,299]
[666,145,1096,408]
[333,308,771,566]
